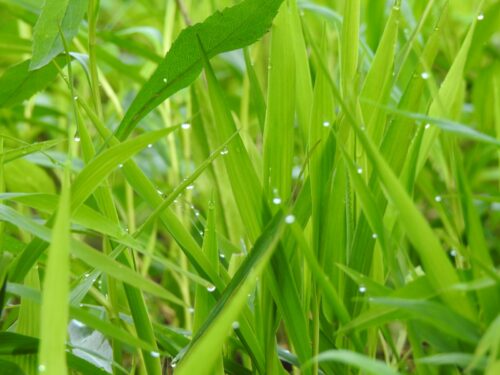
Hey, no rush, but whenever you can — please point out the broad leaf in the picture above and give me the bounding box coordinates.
[0,57,66,107]
[30,0,88,70]
[115,0,284,140]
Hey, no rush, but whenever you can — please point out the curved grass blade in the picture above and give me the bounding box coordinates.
[417,353,485,369]
[359,101,500,147]
[0,57,67,108]
[30,0,88,70]
[115,0,284,140]
[71,126,178,211]
[175,212,285,375]
[369,298,481,345]
[302,350,400,375]
[0,139,62,164]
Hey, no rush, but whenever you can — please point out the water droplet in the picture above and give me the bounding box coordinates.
[74,136,81,142]
[219,253,226,259]
[194,210,200,217]
[171,362,177,368]
[372,233,378,239]
[477,13,484,21]
[207,284,216,292]
[84,273,89,278]
[292,165,301,179]
[359,285,367,293]
[199,230,204,236]
[322,120,330,127]
[186,184,194,190]
[156,189,163,195]
[285,215,295,224]
[272,197,282,205]
[188,307,195,314]
[434,195,442,202]
[147,144,153,148]
[181,122,191,130]
[150,351,160,358]
[38,364,46,372]
[232,321,240,330]
[357,167,363,174]
[424,123,431,129]
[220,147,229,155]
[118,163,123,168]
[450,249,457,257]
[73,96,78,100]
[421,72,430,80]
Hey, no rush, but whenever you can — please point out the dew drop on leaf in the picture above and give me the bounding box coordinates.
[207,284,216,292]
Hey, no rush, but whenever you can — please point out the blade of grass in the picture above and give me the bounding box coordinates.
[38,163,71,375]
[302,350,400,375]
[30,0,87,69]
[115,0,284,140]
[175,212,285,375]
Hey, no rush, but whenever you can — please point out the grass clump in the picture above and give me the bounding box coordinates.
[0,0,499,374]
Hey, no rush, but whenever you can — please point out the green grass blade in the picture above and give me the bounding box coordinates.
[115,0,284,140]
[0,57,67,107]
[455,151,499,323]
[303,350,400,375]
[340,0,360,96]
[71,126,178,211]
[30,0,87,70]
[38,165,71,375]
[0,139,62,164]
[263,1,296,201]
[370,297,481,344]
[176,213,285,375]
[360,4,399,145]
[416,4,483,173]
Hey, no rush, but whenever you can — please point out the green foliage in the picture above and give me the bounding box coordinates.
[0,57,67,107]
[0,0,498,374]
[115,0,284,140]
[30,0,88,70]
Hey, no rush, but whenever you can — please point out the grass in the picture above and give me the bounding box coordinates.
[0,0,499,374]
